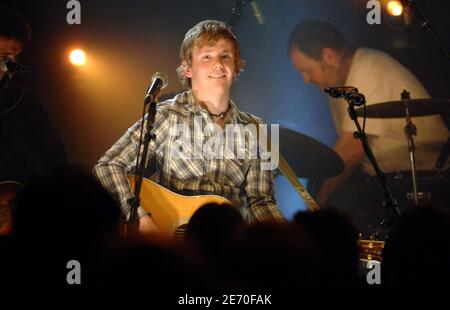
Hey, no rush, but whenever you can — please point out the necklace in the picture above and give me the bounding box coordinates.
[208,105,230,119]
[209,111,226,118]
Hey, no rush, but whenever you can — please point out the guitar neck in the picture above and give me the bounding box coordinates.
[278,154,320,212]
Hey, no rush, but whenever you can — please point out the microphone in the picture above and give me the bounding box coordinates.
[324,86,366,106]
[145,72,168,104]
[1,58,29,76]
[324,86,358,97]
[250,0,265,25]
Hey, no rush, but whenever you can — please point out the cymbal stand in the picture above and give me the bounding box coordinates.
[401,90,419,205]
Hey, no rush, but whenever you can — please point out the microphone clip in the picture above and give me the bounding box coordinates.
[1,58,30,77]
[324,86,366,106]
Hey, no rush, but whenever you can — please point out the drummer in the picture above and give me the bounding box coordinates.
[288,20,449,216]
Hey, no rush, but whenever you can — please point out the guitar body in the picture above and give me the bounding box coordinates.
[0,181,24,235]
[128,176,232,235]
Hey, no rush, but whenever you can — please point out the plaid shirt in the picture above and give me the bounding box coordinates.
[93,90,285,223]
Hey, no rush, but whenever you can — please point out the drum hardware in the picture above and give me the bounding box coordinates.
[355,92,450,207]
[365,169,449,205]
[401,90,419,205]
[324,86,402,227]
[354,98,450,118]
[435,137,450,171]
[406,191,431,201]
[392,170,404,180]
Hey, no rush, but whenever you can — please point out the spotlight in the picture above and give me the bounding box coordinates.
[69,49,86,66]
[386,1,403,16]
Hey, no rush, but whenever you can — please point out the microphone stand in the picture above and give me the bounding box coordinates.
[0,71,30,114]
[0,72,13,100]
[228,0,246,28]
[228,0,259,28]
[126,99,157,235]
[406,0,450,59]
[345,96,402,231]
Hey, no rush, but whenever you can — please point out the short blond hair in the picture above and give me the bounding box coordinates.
[177,20,245,88]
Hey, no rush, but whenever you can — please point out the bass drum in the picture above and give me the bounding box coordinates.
[358,169,450,239]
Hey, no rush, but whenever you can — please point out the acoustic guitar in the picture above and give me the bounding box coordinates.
[128,176,232,236]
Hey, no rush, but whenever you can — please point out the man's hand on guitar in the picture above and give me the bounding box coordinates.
[139,214,160,234]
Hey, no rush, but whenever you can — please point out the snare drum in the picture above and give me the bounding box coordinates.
[361,170,449,210]
[357,169,449,239]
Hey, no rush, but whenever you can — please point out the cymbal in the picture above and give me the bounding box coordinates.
[277,127,344,179]
[355,98,450,118]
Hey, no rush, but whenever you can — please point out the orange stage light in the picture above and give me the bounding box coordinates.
[69,49,86,66]
[386,1,403,16]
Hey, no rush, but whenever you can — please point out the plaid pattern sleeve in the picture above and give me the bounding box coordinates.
[240,113,286,223]
[93,105,170,220]
[245,157,285,222]
[93,118,148,219]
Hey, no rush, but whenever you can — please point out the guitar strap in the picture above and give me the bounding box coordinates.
[238,112,320,212]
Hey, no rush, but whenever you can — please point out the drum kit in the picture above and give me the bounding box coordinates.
[278,95,450,239]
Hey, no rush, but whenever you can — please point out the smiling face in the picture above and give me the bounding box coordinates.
[183,38,236,97]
